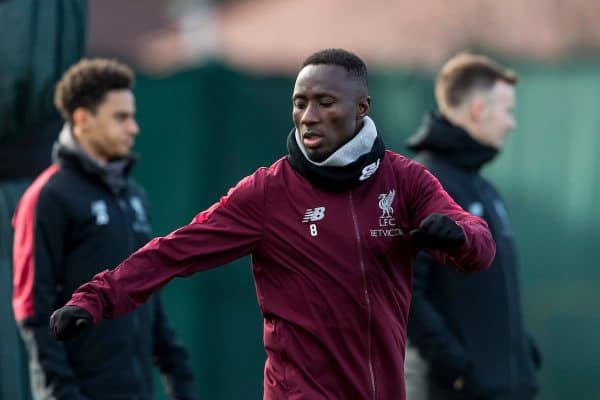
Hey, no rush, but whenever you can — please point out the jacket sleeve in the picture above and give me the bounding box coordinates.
[151,294,198,400]
[406,161,495,271]
[407,251,473,387]
[13,185,90,400]
[67,169,267,324]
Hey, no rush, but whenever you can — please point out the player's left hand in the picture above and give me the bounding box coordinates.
[49,305,92,341]
[410,213,465,249]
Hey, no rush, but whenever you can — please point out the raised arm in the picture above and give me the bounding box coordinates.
[406,161,495,271]
[51,169,267,340]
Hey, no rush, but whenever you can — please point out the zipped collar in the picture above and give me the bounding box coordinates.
[407,112,499,172]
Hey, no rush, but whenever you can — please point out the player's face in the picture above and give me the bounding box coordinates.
[473,81,516,149]
[77,89,139,162]
[292,64,370,162]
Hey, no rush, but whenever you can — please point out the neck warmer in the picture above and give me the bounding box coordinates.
[287,116,386,192]
[54,124,135,194]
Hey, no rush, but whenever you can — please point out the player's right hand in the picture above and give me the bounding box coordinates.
[49,305,93,341]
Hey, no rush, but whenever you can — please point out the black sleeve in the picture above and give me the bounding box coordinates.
[152,294,198,400]
[407,252,472,386]
[13,187,89,400]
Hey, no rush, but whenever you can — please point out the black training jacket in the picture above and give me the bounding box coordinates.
[406,113,540,399]
[12,142,197,400]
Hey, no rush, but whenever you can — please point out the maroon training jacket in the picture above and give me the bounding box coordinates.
[67,151,495,399]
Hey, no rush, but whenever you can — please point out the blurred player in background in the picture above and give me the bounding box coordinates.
[13,58,197,400]
[405,52,541,400]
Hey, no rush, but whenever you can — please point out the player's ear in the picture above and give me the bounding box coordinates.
[72,107,93,132]
[357,96,370,119]
[468,97,485,123]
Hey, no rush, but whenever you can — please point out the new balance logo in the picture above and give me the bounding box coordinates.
[359,158,380,181]
[302,207,326,223]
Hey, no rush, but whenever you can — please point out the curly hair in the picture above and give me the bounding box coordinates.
[54,58,134,123]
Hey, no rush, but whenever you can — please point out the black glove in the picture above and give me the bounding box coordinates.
[410,213,465,249]
[49,305,93,341]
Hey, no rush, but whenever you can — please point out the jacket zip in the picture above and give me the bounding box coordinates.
[348,191,376,400]
[117,194,144,388]
[117,196,135,255]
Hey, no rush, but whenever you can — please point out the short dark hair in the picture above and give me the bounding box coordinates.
[436,52,517,112]
[302,48,368,87]
[54,58,134,123]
